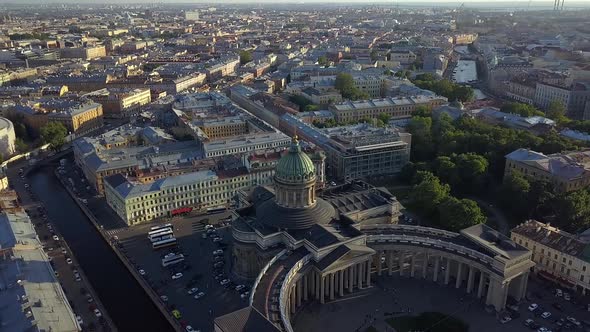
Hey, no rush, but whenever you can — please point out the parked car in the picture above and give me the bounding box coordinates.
[500,316,512,324]
[52,235,59,241]
[563,293,571,301]
[94,309,102,318]
[187,287,199,295]
[555,289,563,297]
[528,303,539,311]
[139,269,146,276]
[240,291,250,299]
[66,258,73,264]
[172,273,183,280]
[235,285,246,292]
[220,279,230,286]
[76,315,83,326]
[541,312,551,319]
[213,249,223,255]
[213,237,223,243]
[160,295,168,302]
[213,262,224,268]
[194,292,205,299]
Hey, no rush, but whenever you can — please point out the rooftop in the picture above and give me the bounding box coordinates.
[331,95,447,112]
[506,148,590,181]
[0,211,78,332]
[512,220,590,263]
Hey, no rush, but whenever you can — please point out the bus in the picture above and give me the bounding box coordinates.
[150,223,172,233]
[206,206,226,215]
[152,237,177,250]
[162,253,185,267]
[148,226,172,238]
[148,229,173,242]
[150,233,174,243]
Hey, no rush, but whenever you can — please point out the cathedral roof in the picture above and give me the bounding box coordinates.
[274,136,316,184]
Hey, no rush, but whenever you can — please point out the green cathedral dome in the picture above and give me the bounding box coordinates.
[275,136,316,183]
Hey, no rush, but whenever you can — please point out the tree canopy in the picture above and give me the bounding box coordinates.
[239,50,253,65]
[500,102,544,117]
[334,73,370,101]
[40,122,68,151]
[438,197,486,231]
[411,74,475,102]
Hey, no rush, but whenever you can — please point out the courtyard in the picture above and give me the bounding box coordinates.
[293,274,538,332]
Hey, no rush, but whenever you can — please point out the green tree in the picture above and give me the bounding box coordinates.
[409,171,450,216]
[40,122,68,151]
[414,105,431,118]
[318,56,328,67]
[453,153,489,192]
[239,50,253,65]
[546,100,568,123]
[334,73,369,101]
[500,102,544,117]
[407,116,434,161]
[556,189,590,230]
[438,197,487,231]
[377,113,391,124]
[500,171,531,218]
[15,138,29,153]
[433,156,457,185]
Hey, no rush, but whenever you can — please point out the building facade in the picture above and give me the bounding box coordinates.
[511,220,590,295]
[0,117,16,157]
[329,95,447,124]
[505,148,590,192]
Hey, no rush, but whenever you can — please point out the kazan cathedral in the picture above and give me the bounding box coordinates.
[214,137,534,332]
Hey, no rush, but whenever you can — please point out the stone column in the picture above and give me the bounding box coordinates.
[477,271,486,298]
[366,260,371,287]
[518,272,529,301]
[467,266,475,293]
[358,262,364,289]
[339,269,344,296]
[455,262,463,289]
[433,257,440,282]
[320,275,325,304]
[348,266,354,292]
[422,253,428,279]
[444,259,451,285]
[291,286,296,314]
[388,251,394,276]
[295,279,303,307]
[399,253,404,277]
[330,273,335,300]
[303,273,309,301]
[410,254,416,278]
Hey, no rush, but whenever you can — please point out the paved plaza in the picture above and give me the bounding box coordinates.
[293,274,536,332]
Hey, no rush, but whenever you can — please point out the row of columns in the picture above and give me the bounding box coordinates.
[373,250,530,311]
[285,258,373,316]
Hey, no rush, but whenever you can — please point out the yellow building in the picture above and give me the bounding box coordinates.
[511,220,590,295]
[330,95,448,123]
[16,100,104,136]
[504,148,590,192]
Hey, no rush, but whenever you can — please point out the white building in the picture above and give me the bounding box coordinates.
[0,117,15,157]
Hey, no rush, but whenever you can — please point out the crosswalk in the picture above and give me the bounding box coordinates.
[106,228,127,237]
[191,222,206,233]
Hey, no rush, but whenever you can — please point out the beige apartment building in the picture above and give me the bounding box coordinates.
[511,220,590,295]
[84,87,151,118]
[329,95,447,123]
[504,148,590,192]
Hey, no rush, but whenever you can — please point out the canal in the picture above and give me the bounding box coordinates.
[28,166,173,332]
